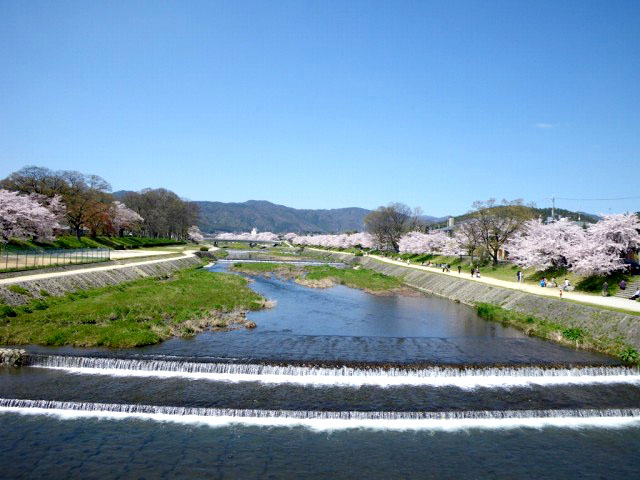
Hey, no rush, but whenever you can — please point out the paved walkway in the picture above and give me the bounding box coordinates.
[319,249,640,314]
[0,250,198,286]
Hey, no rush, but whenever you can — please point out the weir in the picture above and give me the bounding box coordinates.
[2,398,640,431]
[26,355,640,388]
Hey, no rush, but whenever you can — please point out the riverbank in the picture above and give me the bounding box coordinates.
[230,262,415,295]
[312,251,640,364]
[0,267,270,347]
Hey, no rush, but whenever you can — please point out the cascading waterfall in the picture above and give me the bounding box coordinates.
[2,398,639,430]
[27,354,640,388]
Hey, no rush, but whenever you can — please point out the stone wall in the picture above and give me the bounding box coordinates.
[324,252,640,349]
[0,256,202,306]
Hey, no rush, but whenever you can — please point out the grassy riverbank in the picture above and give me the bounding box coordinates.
[7,235,186,251]
[475,302,639,364]
[0,268,268,347]
[231,262,405,293]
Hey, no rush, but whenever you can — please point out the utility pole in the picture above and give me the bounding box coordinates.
[551,195,555,219]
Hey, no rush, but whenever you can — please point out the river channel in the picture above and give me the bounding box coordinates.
[1,261,639,478]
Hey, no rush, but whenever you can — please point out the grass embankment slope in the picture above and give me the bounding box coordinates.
[7,235,185,251]
[231,262,405,293]
[475,303,639,364]
[0,268,268,347]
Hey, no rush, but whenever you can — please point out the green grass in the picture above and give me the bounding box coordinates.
[303,265,403,291]
[475,302,638,364]
[5,235,185,251]
[0,268,266,348]
[7,285,32,297]
[232,262,297,273]
[231,262,404,292]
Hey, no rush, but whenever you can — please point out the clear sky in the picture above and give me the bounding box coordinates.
[1,0,638,216]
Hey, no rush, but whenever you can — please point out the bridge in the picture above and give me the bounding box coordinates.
[204,236,282,245]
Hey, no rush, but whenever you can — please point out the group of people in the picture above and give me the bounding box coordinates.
[618,280,640,300]
[538,277,560,288]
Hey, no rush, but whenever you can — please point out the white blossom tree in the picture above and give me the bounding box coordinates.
[111,201,143,236]
[188,225,204,243]
[398,231,450,254]
[570,213,640,275]
[507,218,586,270]
[0,189,63,245]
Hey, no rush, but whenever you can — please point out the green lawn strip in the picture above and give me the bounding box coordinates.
[475,302,639,364]
[0,268,266,348]
[5,235,186,251]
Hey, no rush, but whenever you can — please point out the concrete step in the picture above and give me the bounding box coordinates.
[614,280,640,298]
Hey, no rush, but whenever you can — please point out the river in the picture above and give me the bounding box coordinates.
[0,262,639,478]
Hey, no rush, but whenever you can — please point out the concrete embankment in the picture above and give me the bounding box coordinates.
[322,252,640,350]
[0,256,201,306]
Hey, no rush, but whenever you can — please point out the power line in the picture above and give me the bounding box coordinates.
[555,196,640,202]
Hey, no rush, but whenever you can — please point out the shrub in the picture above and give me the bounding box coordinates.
[620,347,639,364]
[39,289,51,297]
[200,246,210,251]
[562,328,585,341]
[0,305,17,318]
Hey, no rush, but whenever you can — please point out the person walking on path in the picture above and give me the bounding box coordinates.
[517,270,523,287]
[470,266,475,278]
[458,265,462,275]
[602,281,609,297]
[620,280,627,291]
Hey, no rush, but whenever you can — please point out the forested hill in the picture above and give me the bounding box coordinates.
[194,200,372,233]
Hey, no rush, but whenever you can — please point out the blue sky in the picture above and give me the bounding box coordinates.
[1,1,638,216]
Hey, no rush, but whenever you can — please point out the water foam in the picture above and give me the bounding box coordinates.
[28,355,640,389]
[1,399,639,431]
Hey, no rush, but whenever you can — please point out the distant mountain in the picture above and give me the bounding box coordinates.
[194,200,373,234]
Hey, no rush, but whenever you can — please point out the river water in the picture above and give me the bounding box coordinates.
[1,262,639,478]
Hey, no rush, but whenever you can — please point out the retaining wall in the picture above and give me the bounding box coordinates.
[323,252,640,349]
[0,256,201,306]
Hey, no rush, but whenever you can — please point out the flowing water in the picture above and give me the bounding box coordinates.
[1,262,639,478]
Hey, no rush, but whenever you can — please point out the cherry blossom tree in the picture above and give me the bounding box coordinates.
[398,231,450,254]
[570,213,640,275]
[290,232,377,249]
[112,201,144,236]
[0,189,63,246]
[507,218,586,270]
[188,225,205,243]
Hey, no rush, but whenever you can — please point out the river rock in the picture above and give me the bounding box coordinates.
[0,348,27,367]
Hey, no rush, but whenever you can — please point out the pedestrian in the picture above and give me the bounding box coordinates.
[470,266,475,278]
[458,265,462,275]
[620,280,627,291]
[602,281,609,297]
[550,277,557,288]
[563,278,571,291]
[630,288,640,301]
[517,270,523,285]
[540,278,546,287]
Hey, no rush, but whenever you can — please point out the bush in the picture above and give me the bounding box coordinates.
[200,246,210,251]
[0,305,17,318]
[562,327,585,341]
[620,347,639,364]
